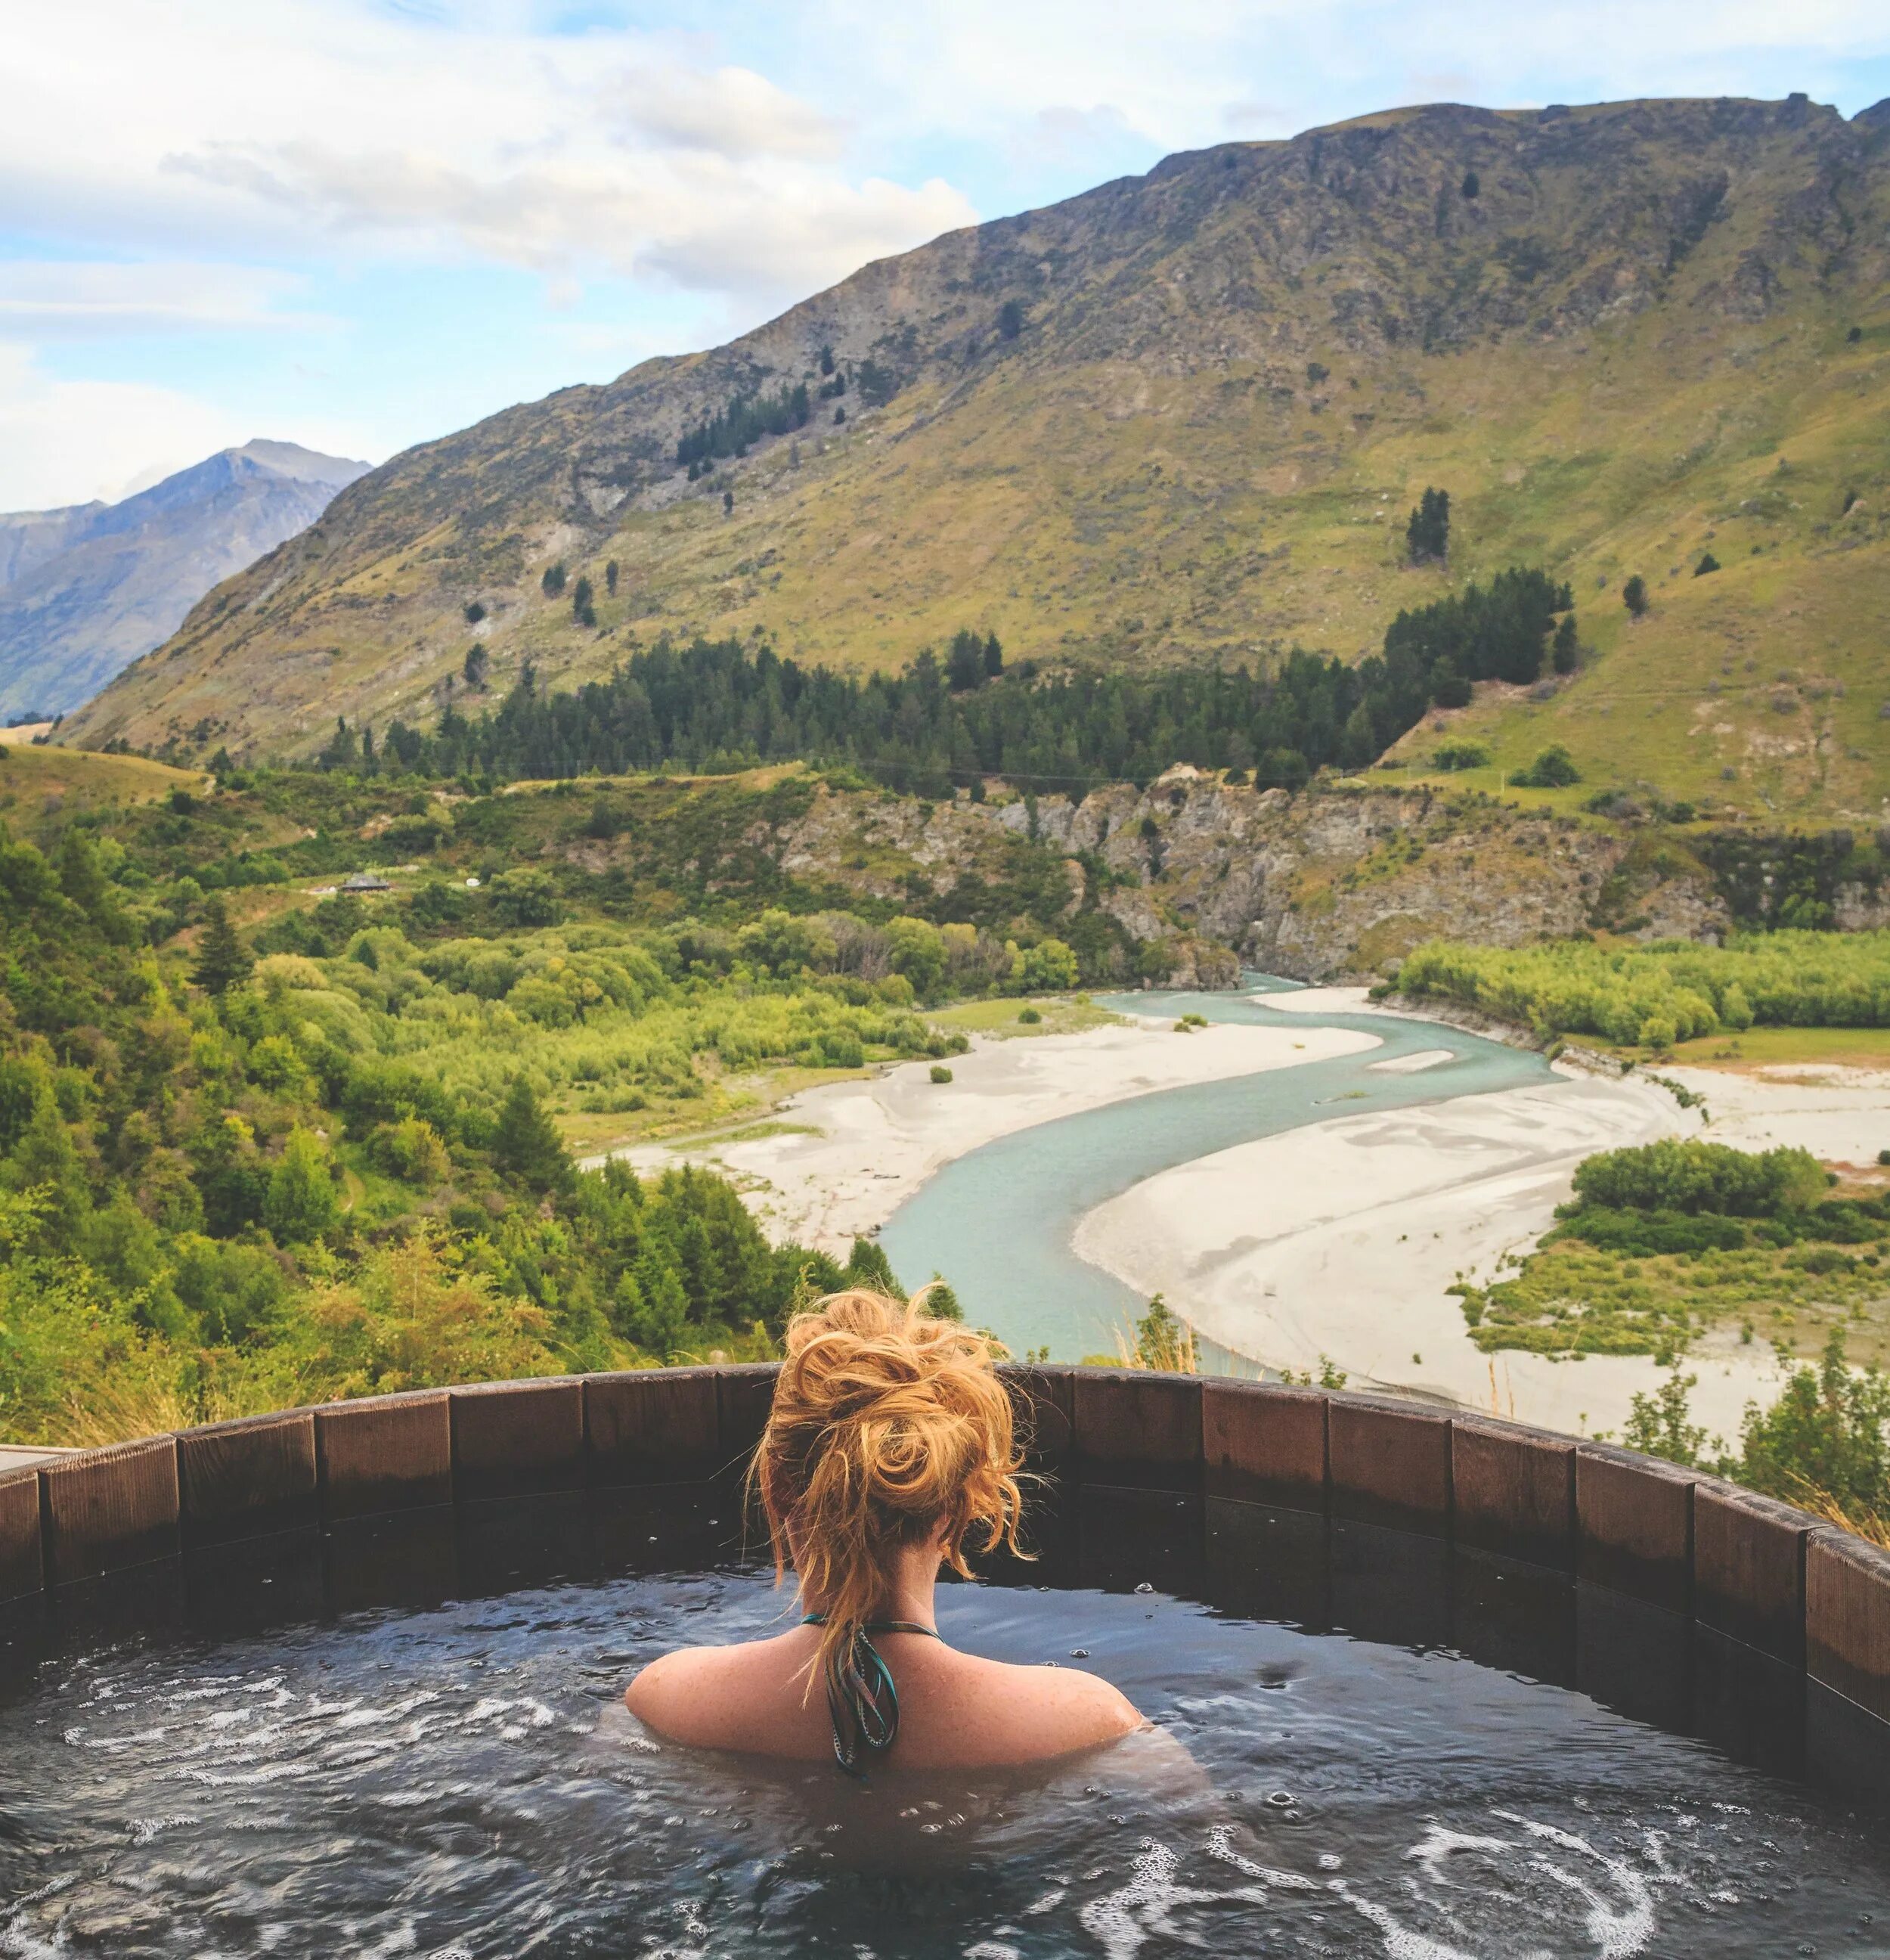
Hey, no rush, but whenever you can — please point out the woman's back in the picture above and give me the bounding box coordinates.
[622,1287,1147,1774]
[626,1618,1142,1769]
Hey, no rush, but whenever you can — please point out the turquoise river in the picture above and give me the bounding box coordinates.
[879,980,1553,1366]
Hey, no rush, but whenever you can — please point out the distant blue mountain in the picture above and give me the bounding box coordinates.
[0,441,369,719]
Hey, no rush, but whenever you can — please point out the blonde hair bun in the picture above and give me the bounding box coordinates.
[757,1287,1027,1675]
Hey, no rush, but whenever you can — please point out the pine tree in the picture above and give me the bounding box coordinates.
[541,563,566,597]
[1337,701,1378,770]
[463,643,489,690]
[12,1094,91,1241]
[605,560,619,597]
[493,1075,572,1193]
[1552,614,1579,674]
[192,897,253,997]
[842,1236,900,1295]
[723,489,735,516]
[318,715,358,770]
[984,631,1003,679]
[627,1246,690,1355]
[1623,575,1649,617]
[572,575,596,628]
[947,628,985,691]
[1405,487,1450,563]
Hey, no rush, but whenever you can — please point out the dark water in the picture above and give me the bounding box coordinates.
[881,986,1552,1363]
[2,1496,1885,1958]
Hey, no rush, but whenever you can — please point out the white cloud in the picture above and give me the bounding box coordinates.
[161,138,974,296]
[0,346,242,508]
[0,261,321,339]
[607,63,847,161]
[1,2,972,305]
[0,345,375,510]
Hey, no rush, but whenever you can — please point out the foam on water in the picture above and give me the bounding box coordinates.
[1,1570,1885,1958]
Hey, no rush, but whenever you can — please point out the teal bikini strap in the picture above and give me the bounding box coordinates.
[801,1614,940,1776]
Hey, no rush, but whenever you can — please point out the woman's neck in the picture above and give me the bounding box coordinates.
[801,1540,943,1630]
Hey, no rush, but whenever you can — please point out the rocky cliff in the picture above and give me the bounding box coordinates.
[981,771,1729,980]
[587,768,1730,984]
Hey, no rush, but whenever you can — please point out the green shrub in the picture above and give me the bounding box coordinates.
[929,1064,953,1084]
[262,1127,341,1243]
[1510,744,1581,789]
[1572,1140,1827,1217]
[1018,1006,1043,1025]
[1431,740,1490,771]
[1393,930,1890,1042]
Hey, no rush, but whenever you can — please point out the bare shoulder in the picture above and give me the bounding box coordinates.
[1030,1661,1144,1740]
[623,1644,714,1719]
[971,1656,1143,1759]
[624,1633,829,1760]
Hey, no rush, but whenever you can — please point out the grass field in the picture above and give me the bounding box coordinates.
[925,996,1123,1038]
[1470,1235,1890,1370]
[559,1060,877,1158]
[1601,1026,1890,1074]
[0,741,209,811]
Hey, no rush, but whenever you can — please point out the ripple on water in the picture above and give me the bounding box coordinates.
[0,1573,1884,1958]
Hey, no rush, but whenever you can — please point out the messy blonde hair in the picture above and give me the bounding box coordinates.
[755,1287,1028,1682]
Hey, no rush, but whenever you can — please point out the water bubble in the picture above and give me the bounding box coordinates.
[1133,1583,1154,1594]
[1070,1649,1090,1658]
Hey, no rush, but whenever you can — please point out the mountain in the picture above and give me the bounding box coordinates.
[61,96,1890,821]
[0,442,370,720]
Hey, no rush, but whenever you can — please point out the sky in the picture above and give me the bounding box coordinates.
[2,2,1888,513]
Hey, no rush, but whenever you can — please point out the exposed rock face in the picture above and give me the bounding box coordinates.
[0,442,368,720]
[990,774,1733,980]
[743,773,1732,985]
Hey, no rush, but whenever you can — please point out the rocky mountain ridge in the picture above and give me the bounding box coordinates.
[61,94,1890,826]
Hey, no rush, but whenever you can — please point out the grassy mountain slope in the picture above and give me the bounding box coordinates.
[64,96,1890,822]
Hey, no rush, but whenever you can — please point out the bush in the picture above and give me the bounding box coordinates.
[1510,745,1581,789]
[369,1115,451,1186]
[929,1064,953,1084]
[1392,930,1890,1043]
[1572,1139,1827,1217]
[263,1127,341,1243]
[1431,740,1490,771]
[1623,1334,1890,1530]
[1018,1006,1042,1025]
[1012,938,1077,992]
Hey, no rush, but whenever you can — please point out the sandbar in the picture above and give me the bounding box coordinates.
[609,1016,1379,1253]
[1072,1068,1792,1438]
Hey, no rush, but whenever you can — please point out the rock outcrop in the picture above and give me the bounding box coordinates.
[708,771,1733,985]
